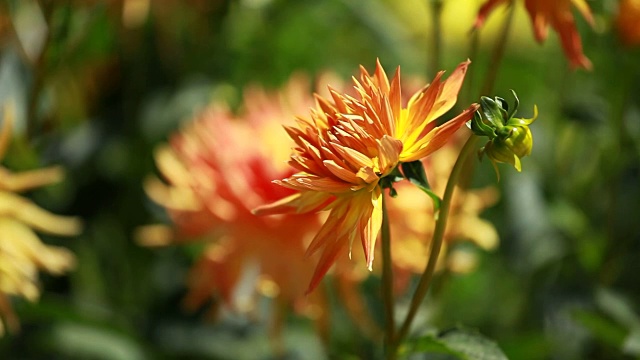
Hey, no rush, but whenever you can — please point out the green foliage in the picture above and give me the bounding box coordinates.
[404,328,508,360]
[401,160,441,215]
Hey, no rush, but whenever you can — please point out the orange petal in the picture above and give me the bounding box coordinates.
[571,0,595,26]
[389,67,402,121]
[305,201,352,257]
[252,191,334,216]
[279,174,351,193]
[402,104,479,162]
[360,188,382,270]
[323,160,360,184]
[376,135,403,175]
[373,59,391,94]
[429,60,471,120]
[553,9,592,69]
[306,234,345,294]
[474,0,510,28]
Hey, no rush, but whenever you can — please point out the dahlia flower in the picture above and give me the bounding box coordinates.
[254,60,479,292]
[0,109,80,336]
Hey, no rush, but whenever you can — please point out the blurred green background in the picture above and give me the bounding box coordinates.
[0,0,639,359]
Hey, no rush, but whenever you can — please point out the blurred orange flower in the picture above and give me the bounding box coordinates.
[140,75,391,344]
[254,60,478,293]
[140,76,330,321]
[475,0,594,69]
[616,0,640,47]
[0,109,81,336]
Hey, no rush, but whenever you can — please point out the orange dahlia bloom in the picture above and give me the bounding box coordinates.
[475,0,594,69]
[616,0,640,47]
[254,60,479,293]
[0,109,80,336]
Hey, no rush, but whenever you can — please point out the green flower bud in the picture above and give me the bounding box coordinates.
[472,90,537,176]
[502,125,533,158]
[482,139,522,172]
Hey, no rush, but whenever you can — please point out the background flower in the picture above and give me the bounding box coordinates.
[616,0,640,47]
[475,0,594,69]
[140,76,323,315]
[0,109,80,336]
[138,75,388,347]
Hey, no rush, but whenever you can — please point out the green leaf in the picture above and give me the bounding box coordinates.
[479,97,505,128]
[404,328,509,360]
[379,166,404,198]
[572,309,627,349]
[403,336,464,359]
[438,329,509,360]
[507,89,520,119]
[469,111,496,138]
[400,161,441,217]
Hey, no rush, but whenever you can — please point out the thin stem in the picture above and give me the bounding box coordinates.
[428,0,443,77]
[463,29,480,107]
[391,134,479,352]
[26,0,54,140]
[480,3,515,96]
[381,192,396,356]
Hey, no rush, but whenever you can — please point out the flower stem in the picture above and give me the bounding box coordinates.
[391,134,479,352]
[381,192,396,356]
[428,0,444,77]
[480,2,515,95]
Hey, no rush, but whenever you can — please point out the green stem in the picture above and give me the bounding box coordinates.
[26,0,54,140]
[428,0,443,76]
[391,134,479,353]
[381,192,396,357]
[480,2,515,96]
[463,28,480,107]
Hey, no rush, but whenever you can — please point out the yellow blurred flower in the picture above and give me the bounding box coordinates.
[253,59,479,293]
[616,0,640,47]
[0,108,81,336]
[475,0,594,69]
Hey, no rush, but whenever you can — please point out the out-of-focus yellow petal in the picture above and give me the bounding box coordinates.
[0,166,64,192]
[0,218,76,275]
[0,191,82,236]
[143,176,202,211]
[134,224,176,247]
